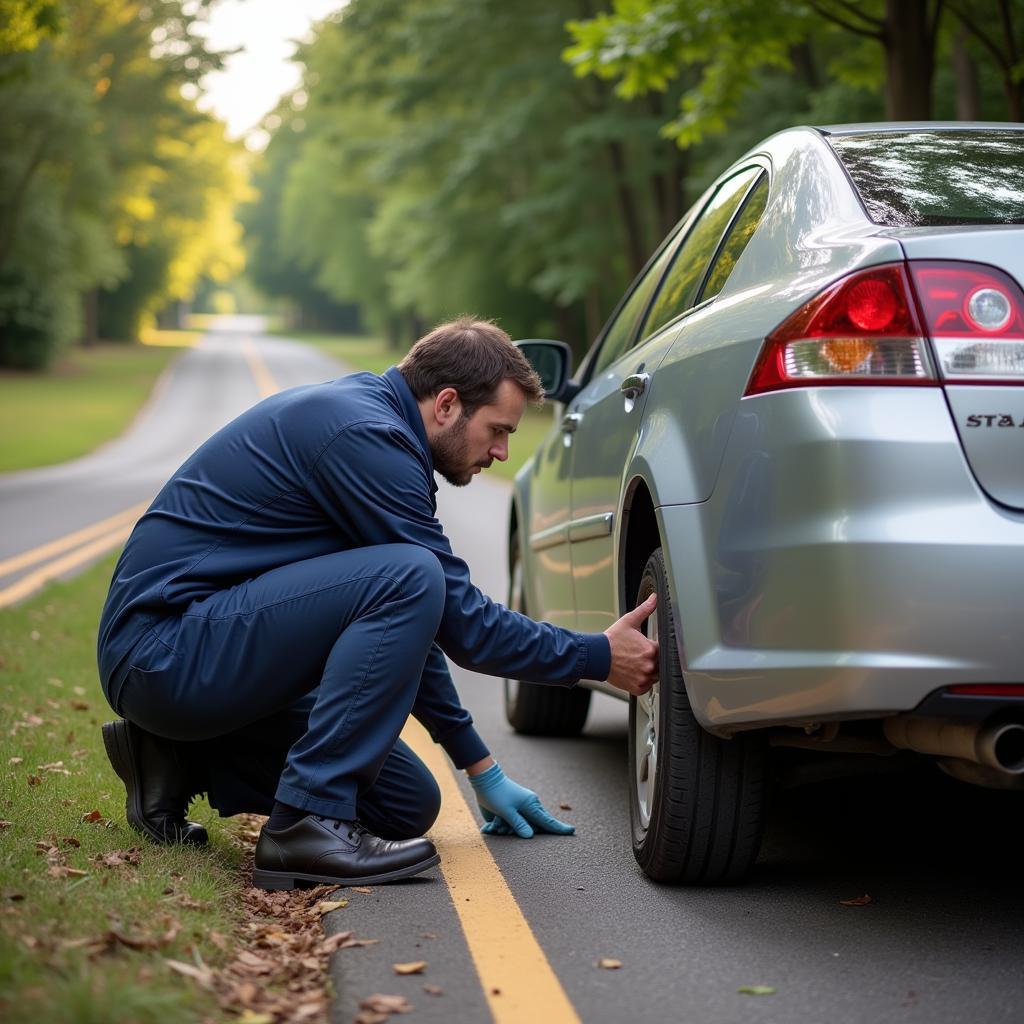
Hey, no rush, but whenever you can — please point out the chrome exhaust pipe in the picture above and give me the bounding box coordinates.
[883,717,1024,775]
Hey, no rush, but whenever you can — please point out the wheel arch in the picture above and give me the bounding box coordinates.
[618,475,661,617]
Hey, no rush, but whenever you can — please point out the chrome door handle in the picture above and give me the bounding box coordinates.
[620,373,649,412]
[561,411,582,447]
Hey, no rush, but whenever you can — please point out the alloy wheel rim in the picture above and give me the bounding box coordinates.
[634,609,659,831]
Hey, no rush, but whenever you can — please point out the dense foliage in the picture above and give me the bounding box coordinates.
[0,0,247,368]
[245,0,1022,358]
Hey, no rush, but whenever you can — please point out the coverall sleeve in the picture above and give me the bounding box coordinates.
[308,420,611,687]
[412,644,490,769]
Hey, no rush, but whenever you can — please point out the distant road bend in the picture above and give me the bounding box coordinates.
[0,317,342,607]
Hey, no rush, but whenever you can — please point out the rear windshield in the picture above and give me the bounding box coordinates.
[828,130,1024,227]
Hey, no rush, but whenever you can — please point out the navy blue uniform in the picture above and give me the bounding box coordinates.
[97,367,610,828]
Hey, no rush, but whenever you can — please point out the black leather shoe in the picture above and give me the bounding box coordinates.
[101,719,208,846]
[252,816,439,890]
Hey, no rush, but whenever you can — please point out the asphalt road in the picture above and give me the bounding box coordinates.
[3,321,1022,1023]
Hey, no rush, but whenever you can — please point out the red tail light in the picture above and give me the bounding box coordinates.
[745,263,936,396]
[907,261,1024,383]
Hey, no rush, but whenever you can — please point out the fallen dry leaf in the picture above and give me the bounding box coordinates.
[233,949,273,974]
[8,757,23,766]
[559,802,572,810]
[0,820,12,829]
[317,930,354,954]
[360,993,413,1015]
[47,866,87,879]
[392,961,427,975]
[69,700,90,711]
[107,928,170,952]
[93,848,142,869]
[236,1012,274,1024]
[423,984,443,996]
[81,810,103,823]
[839,894,873,907]
[597,958,622,969]
[316,898,348,914]
[165,958,215,989]
[176,895,210,910]
[352,886,374,894]
[27,774,42,786]
[355,1013,389,1024]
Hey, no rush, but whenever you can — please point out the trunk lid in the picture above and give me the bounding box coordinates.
[900,228,1024,509]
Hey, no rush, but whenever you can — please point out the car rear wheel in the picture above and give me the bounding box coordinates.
[503,530,591,736]
[628,548,768,884]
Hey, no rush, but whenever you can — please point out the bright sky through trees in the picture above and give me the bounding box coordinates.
[197,0,343,147]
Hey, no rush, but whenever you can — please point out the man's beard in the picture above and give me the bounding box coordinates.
[430,413,476,487]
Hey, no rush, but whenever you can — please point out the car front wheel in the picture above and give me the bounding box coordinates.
[503,529,591,736]
[628,548,768,884]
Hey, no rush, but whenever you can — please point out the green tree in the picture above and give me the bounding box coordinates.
[0,0,246,366]
[250,0,695,354]
[0,0,61,53]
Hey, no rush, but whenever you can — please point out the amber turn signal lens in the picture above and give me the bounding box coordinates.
[820,338,876,373]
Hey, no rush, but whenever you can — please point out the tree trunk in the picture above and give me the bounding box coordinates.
[789,42,820,91]
[552,302,583,358]
[81,289,99,347]
[952,30,981,120]
[604,139,648,276]
[883,0,939,119]
[998,0,1023,121]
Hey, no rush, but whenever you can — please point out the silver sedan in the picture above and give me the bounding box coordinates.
[508,123,1024,884]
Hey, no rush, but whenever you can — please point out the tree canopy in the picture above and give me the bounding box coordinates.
[246,0,1021,358]
[0,0,248,368]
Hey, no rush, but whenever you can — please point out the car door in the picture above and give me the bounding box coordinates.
[526,227,683,629]
[568,166,766,633]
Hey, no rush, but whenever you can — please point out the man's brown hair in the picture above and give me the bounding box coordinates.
[398,317,544,416]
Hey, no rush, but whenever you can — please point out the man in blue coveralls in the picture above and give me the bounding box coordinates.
[97,318,659,890]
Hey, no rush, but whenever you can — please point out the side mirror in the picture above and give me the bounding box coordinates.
[515,340,579,403]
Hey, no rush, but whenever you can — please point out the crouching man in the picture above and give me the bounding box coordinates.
[97,318,657,889]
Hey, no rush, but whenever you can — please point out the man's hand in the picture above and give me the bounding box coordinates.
[468,762,575,838]
[604,592,659,696]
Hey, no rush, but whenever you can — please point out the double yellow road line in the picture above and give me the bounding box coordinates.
[0,337,278,610]
[0,500,149,609]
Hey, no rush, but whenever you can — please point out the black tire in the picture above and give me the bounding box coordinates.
[503,530,591,736]
[628,548,767,884]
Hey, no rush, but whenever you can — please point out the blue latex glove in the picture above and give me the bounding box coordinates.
[468,762,575,838]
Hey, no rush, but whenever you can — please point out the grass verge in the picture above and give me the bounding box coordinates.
[0,553,241,1023]
[273,330,555,482]
[0,340,195,474]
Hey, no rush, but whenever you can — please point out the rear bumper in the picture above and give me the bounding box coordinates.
[657,387,1024,735]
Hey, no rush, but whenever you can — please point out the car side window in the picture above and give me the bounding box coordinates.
[699,172,769,302]
[640,166,761,340]
[589,226,684,378]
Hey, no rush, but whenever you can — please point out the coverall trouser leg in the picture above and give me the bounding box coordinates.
[114,543,446,823]
[190,693,442,839]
